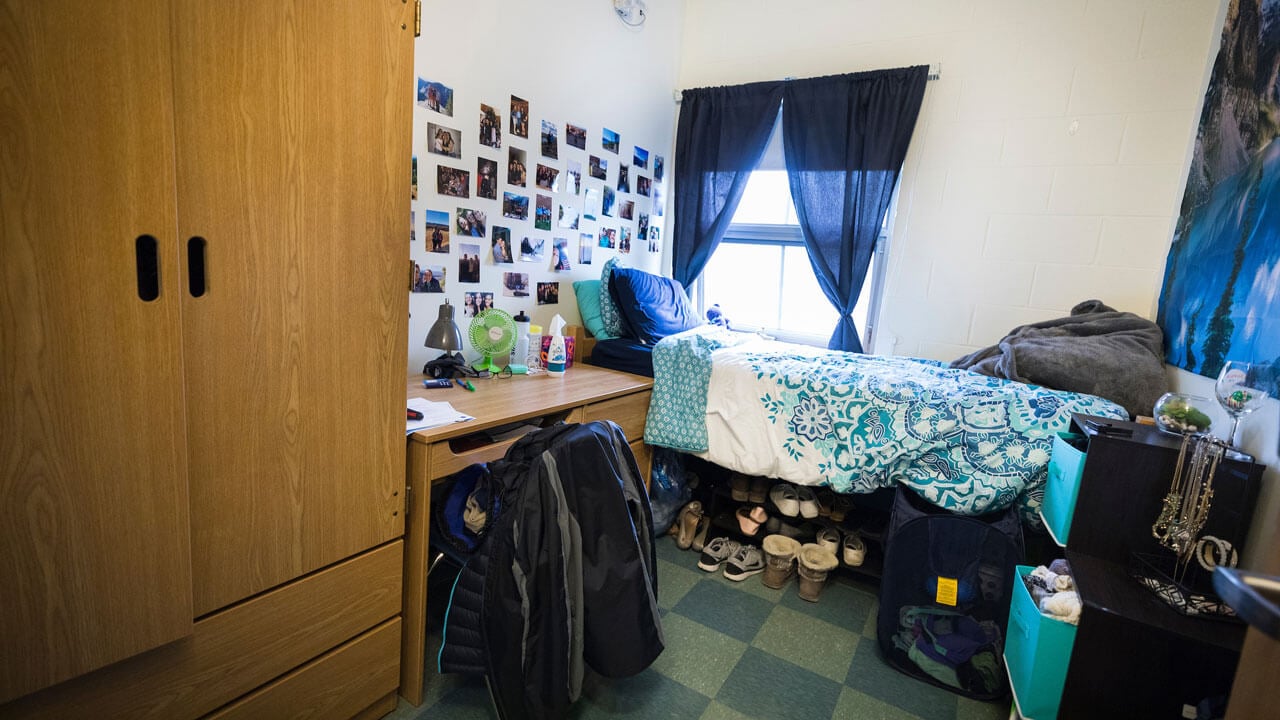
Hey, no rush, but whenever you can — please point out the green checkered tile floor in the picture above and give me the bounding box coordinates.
[386,535,1011,720]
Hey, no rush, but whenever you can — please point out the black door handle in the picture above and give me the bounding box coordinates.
[135,235,160,302]
[187,236,207,297]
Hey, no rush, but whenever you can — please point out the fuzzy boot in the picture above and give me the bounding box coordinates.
[797,543,839,602]
[761,534,802,589]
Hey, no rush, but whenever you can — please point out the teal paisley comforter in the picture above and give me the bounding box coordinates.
[644,327,1126,520]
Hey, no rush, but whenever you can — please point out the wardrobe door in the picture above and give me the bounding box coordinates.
[0,0,193,702]
[172,0,412,614]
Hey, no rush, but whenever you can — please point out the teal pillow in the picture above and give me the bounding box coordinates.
[572,279,614,340]
[599,257,628,338]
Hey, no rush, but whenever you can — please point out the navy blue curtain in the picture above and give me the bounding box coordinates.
[782,66,927,352]
[671,81,783,288]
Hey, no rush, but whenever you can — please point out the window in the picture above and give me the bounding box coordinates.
[697,124,893,348]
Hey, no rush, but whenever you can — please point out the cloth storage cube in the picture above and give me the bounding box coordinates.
[1040,433,1086,546]
[876,487,1024,700]
[1004,565,1077,720]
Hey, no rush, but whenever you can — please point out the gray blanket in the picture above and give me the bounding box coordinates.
[950,300,1168,417]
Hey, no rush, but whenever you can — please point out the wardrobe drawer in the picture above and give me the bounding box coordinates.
[584,390,651,441]
[204,618,401,720]
[1,542,403,720]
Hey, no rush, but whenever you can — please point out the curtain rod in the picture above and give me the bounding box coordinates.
[673,63,941,104]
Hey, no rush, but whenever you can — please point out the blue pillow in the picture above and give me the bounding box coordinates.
[572,279,615,340]
[599,257,628,338]
[609,268,701,345]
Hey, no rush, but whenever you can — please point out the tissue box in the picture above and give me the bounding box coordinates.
[540,335,575,368]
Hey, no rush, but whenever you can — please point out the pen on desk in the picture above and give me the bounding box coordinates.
[407,408,424,420]
[456,378,475,392]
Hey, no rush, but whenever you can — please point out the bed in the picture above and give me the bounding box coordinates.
[570,266,1127,522]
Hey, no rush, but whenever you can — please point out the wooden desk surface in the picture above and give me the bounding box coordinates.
[406,364,653,446]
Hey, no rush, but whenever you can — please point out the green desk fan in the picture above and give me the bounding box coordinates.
[468,308,518,374]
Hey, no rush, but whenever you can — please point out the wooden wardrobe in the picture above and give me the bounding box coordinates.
[0,1,412,717]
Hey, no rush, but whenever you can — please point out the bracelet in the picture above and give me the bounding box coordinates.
[1195,536,1238,572]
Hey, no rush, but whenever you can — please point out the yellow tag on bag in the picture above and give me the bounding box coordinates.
[935,577,958,606]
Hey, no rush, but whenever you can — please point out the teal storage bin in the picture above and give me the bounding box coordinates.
[1040,433,1085,546]
[1004,565,1077,720]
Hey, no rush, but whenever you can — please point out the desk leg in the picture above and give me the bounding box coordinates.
[399,440,432,706]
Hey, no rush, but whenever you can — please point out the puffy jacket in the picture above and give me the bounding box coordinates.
[439,421,664,719]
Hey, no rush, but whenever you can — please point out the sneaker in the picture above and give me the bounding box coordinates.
[729,474,750,501]
[723,544,766,581]
[697,537,742,572]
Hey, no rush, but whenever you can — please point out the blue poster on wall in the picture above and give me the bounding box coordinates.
[1158,0,1280,386]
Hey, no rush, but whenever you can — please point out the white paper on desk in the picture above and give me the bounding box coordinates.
[407,397,474,434]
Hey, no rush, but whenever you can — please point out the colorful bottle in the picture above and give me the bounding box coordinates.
[546,314,567,376]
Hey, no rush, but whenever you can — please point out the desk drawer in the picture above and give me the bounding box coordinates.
[429,407,584,478]
[584,390,651,442]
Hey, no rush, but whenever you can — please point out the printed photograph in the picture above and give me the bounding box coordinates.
[540,120,559,159]
[464,291,494,317]
[425,209,451,253]
[537,281,560,305]
[652,184,664,216]
[503,192,529,220]
[620,227,632,254]
[620,199,634,220]
[566,123,587,150]
[427,122,461,158]
[654,154,664,182]
[502,271,530,298]
[584,187,601,220]
[491,226,514,263]
[520,236,545,263]
[602,127,619,154]
[648,227,660,253]
[599,227,617,249]
[579,233,594,265]
[411,156,418,200]
[558,201,580,229]
[437,165,469,198]
[565,159,582,195]
[602,186,616,217]
[633,146,648,169]
[589,155,608,180]
[477,157,498,200]
[417,78,454,116]
[455,207,487,238]
[534,194,553,231]
[535,163,560,191]
[617,164,630,194]
[551,238,571,271]
[508,147,527,187]
[637,213,649,241]
[637,175,651,197]
[509,95,529,138]
[459,243,481,283]
[479,103,502,149]
[410,210,415,245]
[410,261,446,293]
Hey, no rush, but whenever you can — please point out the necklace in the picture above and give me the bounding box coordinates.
[1153,435,1225,578]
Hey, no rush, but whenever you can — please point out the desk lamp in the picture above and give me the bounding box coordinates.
[423,299,466,376]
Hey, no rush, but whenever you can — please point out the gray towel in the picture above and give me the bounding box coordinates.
[950,300,1168,417]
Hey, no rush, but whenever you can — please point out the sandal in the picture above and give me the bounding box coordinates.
[676,501,703,550]
[736,505,768,537]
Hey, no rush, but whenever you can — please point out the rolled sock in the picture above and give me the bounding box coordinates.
[1053,574,1075,592]
[1040,591,1082,625]
[1048,558,1072,577]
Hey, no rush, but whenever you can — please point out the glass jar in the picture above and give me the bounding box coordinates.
[1153,392,1212,435]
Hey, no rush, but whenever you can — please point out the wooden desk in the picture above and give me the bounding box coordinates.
[398,365,654,706]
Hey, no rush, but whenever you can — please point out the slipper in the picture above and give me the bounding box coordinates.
[795,486,820,519]
[830,495,854,522]
[842,530,866,567]
[748,476,768,504]
[676,501,703,550]
[736,505,768,536]
[769,483,800,517]
[815,527,841,556]
[729,474,750,501]
[816,488,835,517]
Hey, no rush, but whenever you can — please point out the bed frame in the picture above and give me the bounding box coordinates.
[565,324,596,364]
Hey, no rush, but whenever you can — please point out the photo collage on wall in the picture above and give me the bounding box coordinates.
[410,74,669,316]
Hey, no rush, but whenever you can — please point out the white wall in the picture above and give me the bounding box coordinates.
[409,0,682,372]
[678,0,1221,360]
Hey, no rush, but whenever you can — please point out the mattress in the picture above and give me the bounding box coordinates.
[586,338,654,377]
